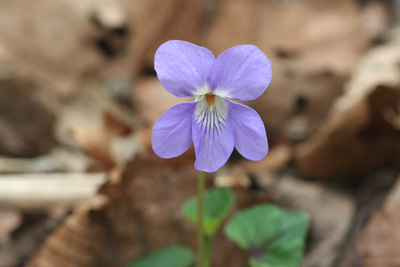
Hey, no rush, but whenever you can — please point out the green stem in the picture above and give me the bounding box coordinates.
[203,235,212,267]
[197,171,205,267]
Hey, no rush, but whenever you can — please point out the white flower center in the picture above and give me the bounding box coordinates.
[194,94,228,131]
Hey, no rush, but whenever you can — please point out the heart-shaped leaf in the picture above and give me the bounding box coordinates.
[182,187,235,237]
[127,245,194,267]
[224,204,310,267]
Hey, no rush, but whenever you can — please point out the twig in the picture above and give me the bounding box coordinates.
[0,173,106,208]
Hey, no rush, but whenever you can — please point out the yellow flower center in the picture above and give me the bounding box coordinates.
[206,93,215,106]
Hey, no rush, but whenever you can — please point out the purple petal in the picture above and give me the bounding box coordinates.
[210,45,272,101]
[192,101,234,172]
[152,102,196,158]
[154,40,215,97]
[227,100,268,160]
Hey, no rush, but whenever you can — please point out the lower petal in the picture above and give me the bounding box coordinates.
[152,102,196,158]
[192,111,234,173]
[227,100,268,160]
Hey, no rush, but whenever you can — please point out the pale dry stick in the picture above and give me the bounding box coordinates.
[0,173,106,208]
[0,148,92,173]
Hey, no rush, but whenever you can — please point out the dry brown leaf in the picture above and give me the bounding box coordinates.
[0,79,55,157]
[205,0,384,72]
[25,156,251,267]
[204,0,389,145]
[241,145,293,174]
[0,0,133,95]
[25,156,252,267]
[137,0,208,68]
[0,208,22,245]
[52,82,141,169]
[71,111,134,167]
[26,157,200,267]
[26,196,112,267]
[295,33,400,179]
[295,84,400,179]
[0,210,67,267]
[216,146,293,188]
[356,177,400,267]
[0,0,210,97]
[131,77,191,127]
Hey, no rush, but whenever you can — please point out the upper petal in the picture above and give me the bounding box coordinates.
[192,97,234,172]
[152,102,196,158]
[227,100,268,160]
[210,45,272,101]
[154,40,215,97]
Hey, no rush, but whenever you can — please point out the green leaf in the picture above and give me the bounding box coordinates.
[224,204,310,267]
[182,187,235,237]
[127,245,194,267]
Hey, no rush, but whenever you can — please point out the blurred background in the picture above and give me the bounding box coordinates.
[0,0,399,266]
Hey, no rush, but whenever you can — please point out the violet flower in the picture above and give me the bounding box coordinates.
[151,40,272,172]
